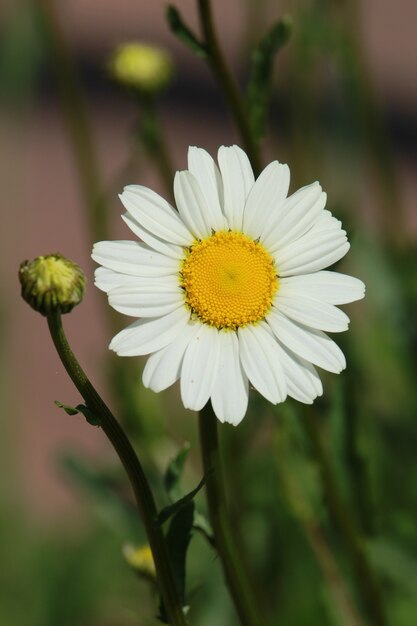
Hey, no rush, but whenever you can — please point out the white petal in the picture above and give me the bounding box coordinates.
[109,306,189,356]
[174,171,216,239]
[238,323,287,404]
[274,293,350,332]
[275,230,350,276]
[122,212,182,258]
[180,325,220,411]
[92,241,180,277]
[120,186,193,246]
[108,281,183,317]
[187,147,225,230]
[273,338,323,404]
[94,267,141,293]
[263,185,327,252]
[142,322,201,392]
[243,161,290,239]
[279,271,365,305]
[211,331,249,425]
[218,145,255,230]
[267,310,346,373]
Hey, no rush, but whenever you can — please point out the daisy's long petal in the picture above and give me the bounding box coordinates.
[263,184,326,252]
[243,161,290,239]
[92,241,180,276]
[279,271,365,305]
[274,293,350,332]
[142,322,201,392]
[211,331,249,425]
[120,186,193,246]
[267,310,346,373]
[238,323,287,404]
[274,338,323,403]
[181,325,220,411]
[174,171,220,239]
[274,229,350,276]
[218,145,255,230]
[94,267,141,293]
[187,147,225,230]
[109,306,189,356]
[109,281,184,317]
[122,213,182,259]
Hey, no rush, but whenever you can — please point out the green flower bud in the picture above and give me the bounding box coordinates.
[19,254,86,316]
[108,42,173,94]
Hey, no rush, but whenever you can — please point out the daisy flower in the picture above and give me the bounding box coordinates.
[92,146,365,425]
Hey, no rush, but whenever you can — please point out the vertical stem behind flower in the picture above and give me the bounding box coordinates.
[303,409,387,626]
[37,0,108,242]
[199,403,262,626]
[197,0,262,176]
[47,312,187,626]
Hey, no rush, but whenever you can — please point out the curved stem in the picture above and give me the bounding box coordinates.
[303,409,387,626]
[199,403,262,626]
[197,0,262,176]
[47,312,187,626]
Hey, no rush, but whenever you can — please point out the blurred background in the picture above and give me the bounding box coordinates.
[1,0,417,624]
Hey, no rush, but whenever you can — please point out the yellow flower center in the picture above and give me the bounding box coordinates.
[181,231,278,330]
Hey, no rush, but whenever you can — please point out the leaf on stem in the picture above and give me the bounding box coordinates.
[164,441,191,502]
[166,6,208,59]
[157,476,206,526]
[247,15,292,140]
[54,399,101,426]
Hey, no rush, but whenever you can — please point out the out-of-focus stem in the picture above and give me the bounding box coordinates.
[303,410,387,626]
[47,312,187,626]
[199,403,262,626]
[197,0,262,176]
[37,0,108,242]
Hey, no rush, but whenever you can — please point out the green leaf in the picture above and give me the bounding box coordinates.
[247,15,292,140]
[193,510,215,548]
[166,6,208,59]
[157,476,206,526]
[164,442,191,502]
[54,400,100,426]
[159,501,195,621]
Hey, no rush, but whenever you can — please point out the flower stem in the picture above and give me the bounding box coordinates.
[199,403,262,626]
[47,312,187,626]
[303,409,387,626]
[197,0,262,176]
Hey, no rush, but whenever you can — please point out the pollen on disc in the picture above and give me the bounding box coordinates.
[181,231,278,330]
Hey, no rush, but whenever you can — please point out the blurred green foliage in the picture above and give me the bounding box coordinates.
[3,0,417,624]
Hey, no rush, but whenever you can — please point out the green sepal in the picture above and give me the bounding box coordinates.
[247,15,292,140]
[166,6,208,59]
[163,441,191,502]
[157,476,206,526]
[54,400,101,427]
[159,501,195,622]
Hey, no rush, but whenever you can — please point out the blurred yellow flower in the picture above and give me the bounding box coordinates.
[123,543,156,580]
[108,43,173,93]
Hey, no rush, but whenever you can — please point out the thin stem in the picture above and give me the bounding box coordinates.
[37,0,108,242]
[197,0,262,176]
[47,312,187,626]
[199,403,262,626]
[303,409,387,626]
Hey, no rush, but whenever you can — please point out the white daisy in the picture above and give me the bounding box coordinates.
[92,145,365,425]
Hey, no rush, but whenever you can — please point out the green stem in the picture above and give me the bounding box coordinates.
[303,409,387,626]
[139,96,175,200]
[199,403,262,626]
[197,0,262,176]
[37,0,108,242]
[47,312,187,626]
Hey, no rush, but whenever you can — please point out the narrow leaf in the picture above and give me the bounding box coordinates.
[166,6,208,59]
[164,442,191,501]
[157,476,206,526]
[247,15,292,140]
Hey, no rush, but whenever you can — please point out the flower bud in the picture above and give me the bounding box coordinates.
[19,254,86,316]
[123,543,156,581]
[108,42,173,94]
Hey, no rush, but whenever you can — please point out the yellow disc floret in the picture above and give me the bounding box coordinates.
[181,231,278,330]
